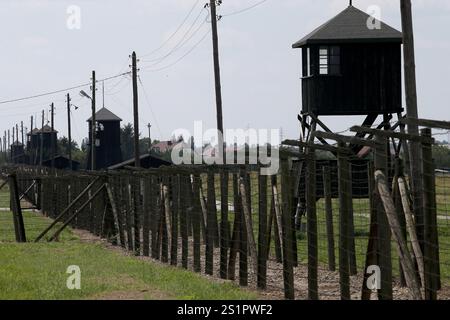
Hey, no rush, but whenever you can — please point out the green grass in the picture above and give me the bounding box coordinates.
[0,201,257,300]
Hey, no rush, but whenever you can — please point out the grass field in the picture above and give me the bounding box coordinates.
[0,191,257,300]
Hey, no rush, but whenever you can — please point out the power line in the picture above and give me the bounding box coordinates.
[141,7,209,65]
[142,27,211,73]
[141,0,202,57]
[137,75,163,139]
[0,71,131,106]
[221,0,269,17]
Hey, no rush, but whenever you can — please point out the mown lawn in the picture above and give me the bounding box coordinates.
[0,208,257,300]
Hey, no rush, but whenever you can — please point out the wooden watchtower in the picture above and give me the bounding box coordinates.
[86,107,122,170]
[292,3,403,146]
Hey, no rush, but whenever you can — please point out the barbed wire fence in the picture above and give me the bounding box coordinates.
[0,122,449,300]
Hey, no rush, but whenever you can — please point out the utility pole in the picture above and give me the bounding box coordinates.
[7,129,10,162]
[67,93,72,170]
[40,110,44,166]
[147,123,152,153]
[400,0,424,250]
[131,51,140,168]
[91,71,96,171]
[30,116,34,164]
[21,121,24,145]
[209,0,225,163]
[51,103,55,169]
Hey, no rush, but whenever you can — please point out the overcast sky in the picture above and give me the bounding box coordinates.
[1,0,449,146]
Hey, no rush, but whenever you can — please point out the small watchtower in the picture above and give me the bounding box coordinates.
[86,107,122,170]
[293,3,403,117]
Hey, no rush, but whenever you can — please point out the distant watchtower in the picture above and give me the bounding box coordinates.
[86,107,122,170]
[293,4,403,120]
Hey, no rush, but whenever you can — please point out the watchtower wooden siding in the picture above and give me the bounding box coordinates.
[301,43,402,116]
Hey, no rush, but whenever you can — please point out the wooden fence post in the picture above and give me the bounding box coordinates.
[219,169,229,279]
[421,128,440,300]
[280,157,295,300]
[374,135,393,300]
[8,173,27,242]
[205,170,216,275]
[323,166,336,271]
[257,172,268,289]
[306,147,318,300]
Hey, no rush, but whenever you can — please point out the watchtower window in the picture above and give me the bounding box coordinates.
[319,46,340,75]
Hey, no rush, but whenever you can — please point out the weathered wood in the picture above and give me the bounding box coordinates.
[337,145,351,300]
[227,174,240,280]
[35,176,101,242]
[239,175,258,275]
[350,126,434,144]
[170,176,179,266]
[280,158,295,300]
[401,117,450,131]
[180,175,189,269]
[374,135,393,300]
[305,148,318,300]
[283,139,352,154]
[313,131,380,148]
[375,170,423,300]
[48,184,106,241]
[323,166,336,271]
[141,178,151,256]
[8,174,27,243]
[272,176,284,261]
[205,171,216,275]
[191,174,202,272]
[421,128,441,299]
[219,170,229,279]
[105,183,122,247]
[257,173,268,290]
[361,162,378,300]
[151,177,160,259]
[398,177,424,288]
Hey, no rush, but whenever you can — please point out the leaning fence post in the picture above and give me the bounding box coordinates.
[8,173,27,242]
[421,128,440,300]
[374,134,393,300]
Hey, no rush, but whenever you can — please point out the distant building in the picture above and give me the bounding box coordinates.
[108,153,171,170]
[86,107,123,170]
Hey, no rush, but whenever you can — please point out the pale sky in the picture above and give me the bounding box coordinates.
[1,0,449,146]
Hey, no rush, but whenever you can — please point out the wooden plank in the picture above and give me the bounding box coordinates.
[239,175,258,275]
[8,174,27,243]
[191,174,202,272]
[374,135,393,300]
[151,176,160,259]
[180,175,189,269]
[313,131,380,148]
[257,173,268,290]
[421,128,441,299]
[283,139,352,154]
[398,177,424,288]
[219,169,229,279]
[401,117,450,130]
[337,145,351,300]
[205,171,215,275]
[306,150,318,300]
[48,184,106,241]
[375,170,423,300]
[35,176,101,242]
[323,166,336,271]
[280,158,295,300]
[142,178,151,256]
[227,173,240,280]
[361,162,378,300]
[170,176,179,266]
[106,182,122,247]
[350,126,434,144]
